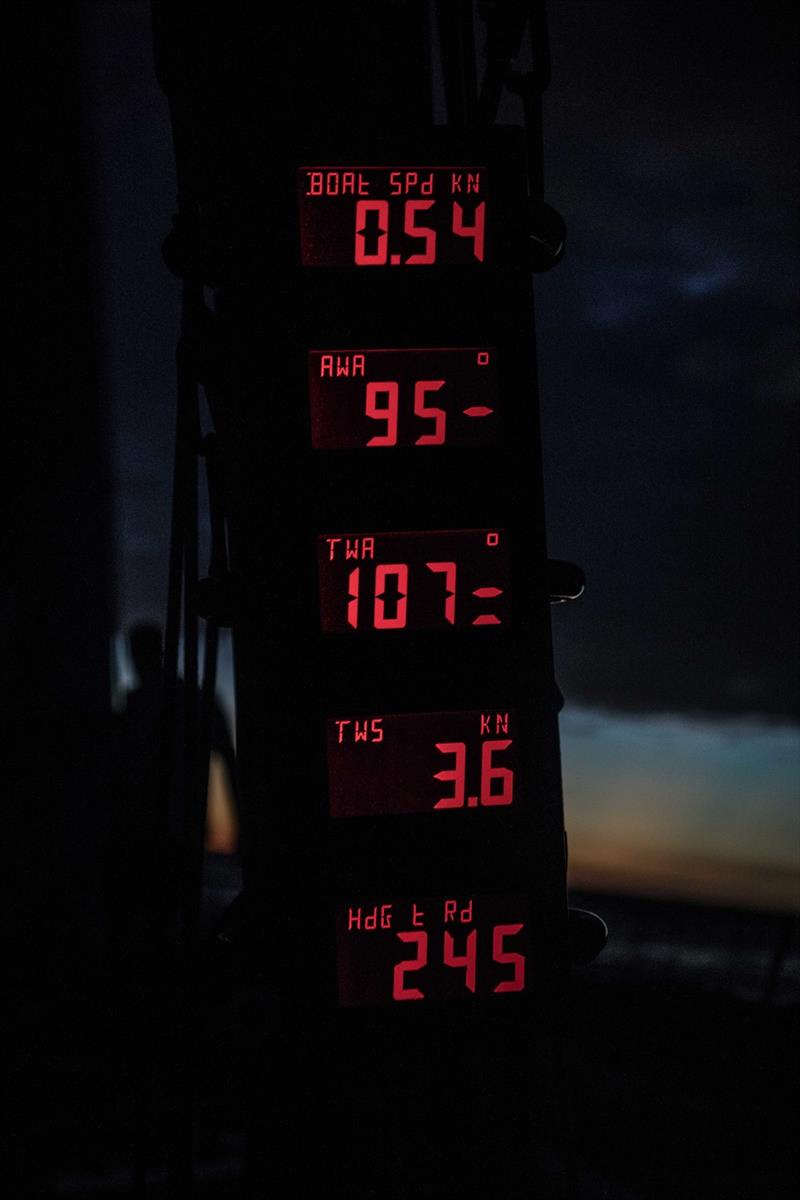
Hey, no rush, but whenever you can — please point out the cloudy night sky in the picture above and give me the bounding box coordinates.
[85,1,799,911]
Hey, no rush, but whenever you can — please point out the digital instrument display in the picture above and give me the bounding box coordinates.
[299,166,488,267]
[326,708,517,817]
[336,893,528,1007]
[317,529,510,633]
[308,347,499,449]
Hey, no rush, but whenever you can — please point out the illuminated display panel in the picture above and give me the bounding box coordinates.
[336,893,528,1007]
[317,528,510,633]
[309,347,499,450]
[298,166,489,267]
[327,708,518,817]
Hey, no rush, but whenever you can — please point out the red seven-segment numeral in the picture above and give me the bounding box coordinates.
[373,563,408,629]
[413,379,446,444]
[354,199,389,265]
[404,200,437,264]
[433,741,467,808]
[393,930,428,1000]
[480,739,513,806]
[365,381,399,445]
[452,200,485,262]
[346,567,360,628]
[426,560,456,623]
[444,928,477,993]
[347,563,409,629]
[492,923,526,993]
[433,739,514,809]
[365,379,446,447]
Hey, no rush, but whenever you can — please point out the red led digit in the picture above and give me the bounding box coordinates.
[480,739,514,806]
[354,199,389,265]
[347,566,360,628]
[433,741,467,808]
[492,923,526,993]
[393,931,428,1000]
[425,560,457,624]
[413,379,446,445]
[403,199,437,264]
[443,929,477,993]
[365,381,399,446]
[452,200,485,262]
[373,563,409,629]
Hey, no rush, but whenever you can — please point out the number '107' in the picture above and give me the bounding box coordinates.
[355,199,485,265]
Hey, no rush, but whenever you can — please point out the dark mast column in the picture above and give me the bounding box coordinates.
[153,0,434,904]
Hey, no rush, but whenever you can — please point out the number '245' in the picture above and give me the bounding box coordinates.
[393,924,525,1000]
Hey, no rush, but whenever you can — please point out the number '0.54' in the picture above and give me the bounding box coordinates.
[354,199,485,265]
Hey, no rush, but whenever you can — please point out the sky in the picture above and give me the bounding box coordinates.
[536,1,800,908]
[86,1,799,911]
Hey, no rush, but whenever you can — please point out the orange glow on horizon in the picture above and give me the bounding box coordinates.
[568,838,800,913]
[205,752,238,854]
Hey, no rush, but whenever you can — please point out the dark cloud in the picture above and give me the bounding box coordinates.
[539,1,799,719]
